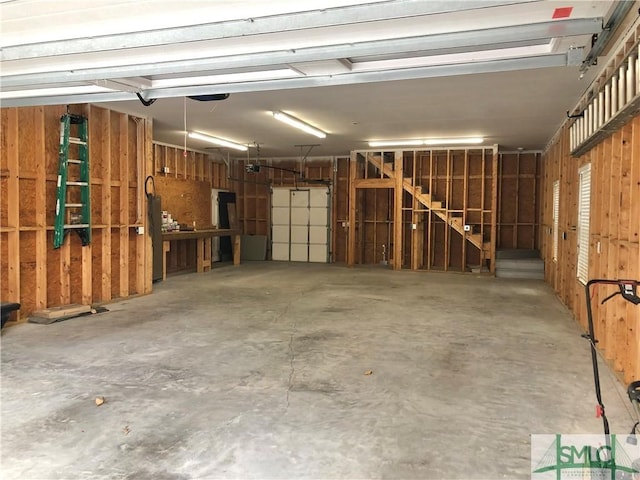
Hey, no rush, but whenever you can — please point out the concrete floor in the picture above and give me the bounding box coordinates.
[0,262,633,479]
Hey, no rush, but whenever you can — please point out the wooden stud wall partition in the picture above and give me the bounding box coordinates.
[541,116,640,383]
[151,142,229,274]
[346,148,497,271]
[0,104,152,321]
[497,152,542,250]
[230,157,334,238]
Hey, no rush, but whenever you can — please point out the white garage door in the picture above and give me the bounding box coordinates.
[271,187,329,263]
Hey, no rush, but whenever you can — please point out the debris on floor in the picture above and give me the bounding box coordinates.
[364,370,373,376]
[28,305,109,325]
[95,397,105,406]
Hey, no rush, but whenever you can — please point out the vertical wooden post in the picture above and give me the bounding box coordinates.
[490,146,499,273]
[81,104,92,305]
[143,118,154,294]
[34,107,47,309]
[119,114,130,297]
[444,150,451,271]
[427,151,433,269]
[411,151,420,270]
[462,149,469,269]
[393,150,403,270]
[60,240,71,304]
[100,107,112,302]
[6,109,21,317]
[480,148,486,266]
[347,152,357,266]
[135,118,149,295]
[514,151,521,248]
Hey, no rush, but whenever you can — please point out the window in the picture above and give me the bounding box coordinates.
[552,180,560,262]
[576,164,591,284]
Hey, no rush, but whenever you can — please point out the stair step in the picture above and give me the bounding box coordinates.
[65,203,84,208]
[495,249,540,259]
[67,181,88,186]
[67,159,83,164]
[495,258,544,271]
[495,269,545,280]
[69,137,87,145]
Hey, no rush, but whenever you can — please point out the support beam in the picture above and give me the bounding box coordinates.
[347,152,357,267]
[393,151,403,270]
[490,147,499,273]
[6,109,21,318]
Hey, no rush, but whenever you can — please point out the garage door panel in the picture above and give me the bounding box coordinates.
[272,243,290,261]
[309,207,328,226]
[271,187,328,263]
[310,188,328,208]
[272,189,290,207]
[272,207,290,225]
[290,190,309,207]
[272,225,289,243]
[309,226,327,244]
[290,244,308,262]
[309,244,328,263]
[290,207,309,225]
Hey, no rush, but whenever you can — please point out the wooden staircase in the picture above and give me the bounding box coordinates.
[367,153,491,259]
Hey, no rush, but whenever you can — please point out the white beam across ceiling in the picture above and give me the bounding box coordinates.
[0,18,601,89]
[1,0,539,60]
[1,54,567,107]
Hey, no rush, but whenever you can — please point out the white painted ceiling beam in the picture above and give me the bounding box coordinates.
[0,18,601,90]
[1,0,539,59]
[1,53,567,107]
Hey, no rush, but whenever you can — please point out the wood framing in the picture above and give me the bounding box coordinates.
[346,147,497,272]
[152,142,229,275]
[0,104,152,321]
[541,112,640,383]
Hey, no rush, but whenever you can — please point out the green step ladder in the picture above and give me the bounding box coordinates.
[53,114,91,249]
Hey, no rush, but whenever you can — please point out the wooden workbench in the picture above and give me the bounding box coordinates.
[161,228,240,280]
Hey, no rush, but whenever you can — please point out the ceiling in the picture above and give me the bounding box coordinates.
[1,0,634,157]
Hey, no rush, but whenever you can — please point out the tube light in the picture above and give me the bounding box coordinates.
[188,131,248,151]
[272,111,326,138]
[368,137,483,147]
[0,85,113,100]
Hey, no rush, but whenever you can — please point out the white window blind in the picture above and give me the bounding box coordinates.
[552,180,560,262]
[576,164,591,284]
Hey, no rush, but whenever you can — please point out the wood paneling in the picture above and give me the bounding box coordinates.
[0,104,152,321]
[541,114,640,383]
[151,143,229,274]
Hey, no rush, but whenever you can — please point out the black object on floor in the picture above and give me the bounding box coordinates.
[1,302,20,329]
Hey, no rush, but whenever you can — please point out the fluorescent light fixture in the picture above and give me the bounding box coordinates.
[0,85,113,100]
[272,111,326,138]
[369,137,483,147]
[188,131,248,151]
[153,69,298,88]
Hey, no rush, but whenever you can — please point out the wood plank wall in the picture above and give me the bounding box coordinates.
[0,104,152,321]
[497,152,541,250]
[151,143,229,274]
[227,152,539,268]
[541,116,640,383]
[231,157,334,238]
